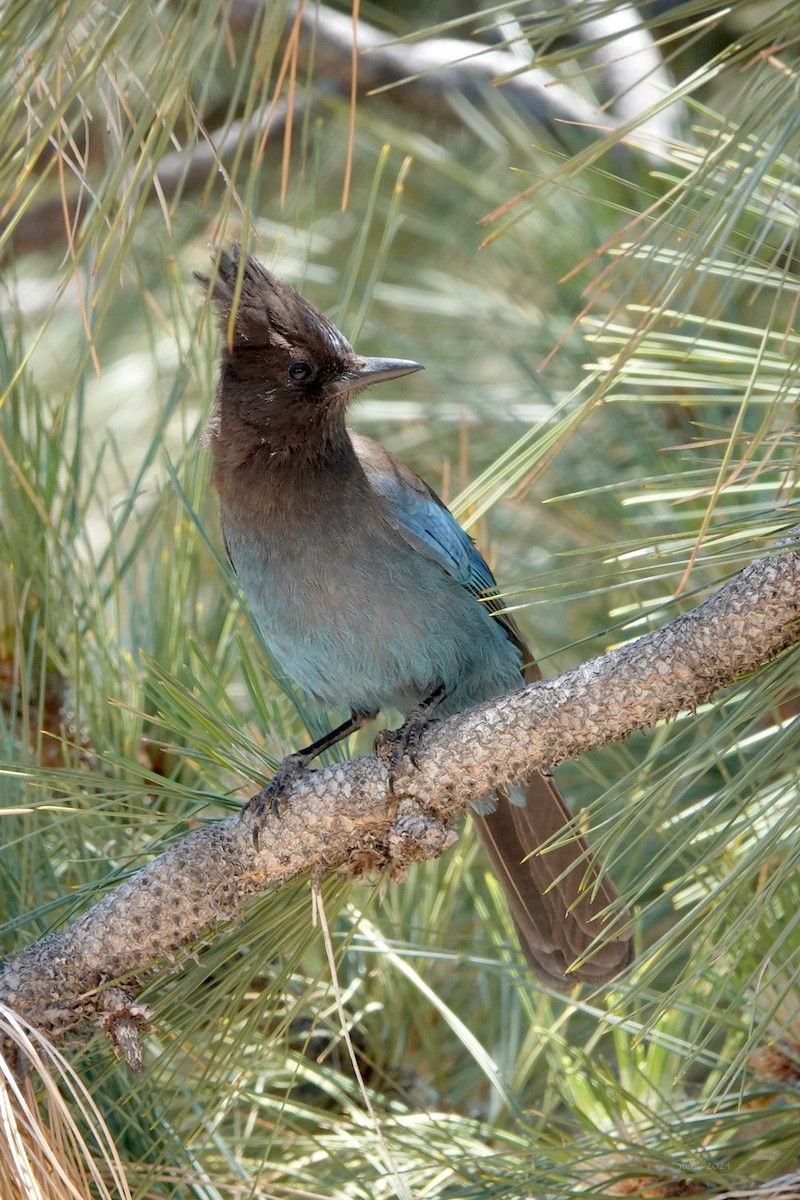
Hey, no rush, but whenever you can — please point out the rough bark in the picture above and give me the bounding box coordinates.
[1,532,798,1066]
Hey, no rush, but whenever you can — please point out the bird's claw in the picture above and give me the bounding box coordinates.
[374,711,430,792]
[243,753,308,849]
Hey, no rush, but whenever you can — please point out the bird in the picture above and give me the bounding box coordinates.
[196,244,633,987]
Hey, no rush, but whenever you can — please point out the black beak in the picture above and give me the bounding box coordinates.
[339,356,424,394]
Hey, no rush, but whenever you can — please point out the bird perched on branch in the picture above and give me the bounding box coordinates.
[197,245,632,987]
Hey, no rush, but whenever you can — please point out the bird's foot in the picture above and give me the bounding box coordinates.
[243,752,308,849]
[374,708,432,792]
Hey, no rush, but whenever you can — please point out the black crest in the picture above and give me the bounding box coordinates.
[194,244,352,361]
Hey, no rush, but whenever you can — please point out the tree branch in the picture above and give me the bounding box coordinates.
[558,0,679,143]
[2,531,798,1066]
[286,0,610,135]
[7,0,677,259]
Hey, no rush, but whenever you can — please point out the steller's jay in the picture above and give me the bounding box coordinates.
[197,245,633,986]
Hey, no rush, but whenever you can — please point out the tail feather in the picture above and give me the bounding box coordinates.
[472,771,632,987]
[471,661,633,987]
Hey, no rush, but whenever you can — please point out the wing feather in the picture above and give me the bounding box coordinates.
[351,431,529,664]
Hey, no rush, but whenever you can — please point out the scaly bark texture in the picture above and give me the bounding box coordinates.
[2,535,799,1063]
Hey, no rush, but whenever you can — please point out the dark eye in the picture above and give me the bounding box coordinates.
[288,361,313,382]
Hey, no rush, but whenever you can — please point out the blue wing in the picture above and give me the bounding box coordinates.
[351,432,530,664]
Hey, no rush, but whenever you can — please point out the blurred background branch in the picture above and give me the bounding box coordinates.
[4,0,679,259]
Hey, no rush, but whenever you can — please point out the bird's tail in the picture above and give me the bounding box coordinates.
[470,668,633,986]
[471,771,632,986]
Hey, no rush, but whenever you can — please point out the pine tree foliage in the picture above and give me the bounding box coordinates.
[1,1,799,1196]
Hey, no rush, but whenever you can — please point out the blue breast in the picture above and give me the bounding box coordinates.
[222,493,522,718]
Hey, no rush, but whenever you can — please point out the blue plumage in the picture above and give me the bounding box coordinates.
[219,429,523,718]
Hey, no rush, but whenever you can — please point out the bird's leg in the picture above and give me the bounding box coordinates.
[245,710,377,841]
[374,685,446,791]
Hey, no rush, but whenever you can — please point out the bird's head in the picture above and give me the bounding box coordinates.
[196,245,422,459]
